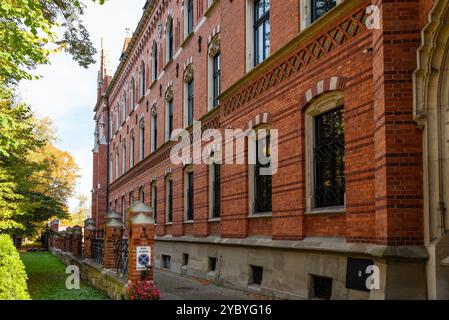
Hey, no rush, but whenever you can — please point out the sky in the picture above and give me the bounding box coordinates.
[18,0,145,211]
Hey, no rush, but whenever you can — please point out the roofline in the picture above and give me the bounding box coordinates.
[94,0,158,113]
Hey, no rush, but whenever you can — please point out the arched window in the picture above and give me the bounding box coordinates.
[139,186,145,202]
[139,118,145,161]
[166,16,174,62]
[139,61,145,98]
[151,105,158,152]
[130,130,135,168]
[122,92,127,122]
[305,91,345,212]
[115,147,119,178]
[122,139,126,174]
[115,103,120,131]
[130,77,136,110]
[184,165,194,221]
[152,41,158,82]
[166,175,173,224]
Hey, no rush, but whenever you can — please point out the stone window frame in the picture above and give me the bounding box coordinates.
[184,0,194,40]
[166,15,174,63]
[184,164,194,223]
[115,147,120,179]
[208,151,221,221]
[151,41,158,83]
[165,86,174,142]
[304,90,346,215]
[207,34,221,111]
[245,0,271,72]
[139,61,146,98]
[151,104,158,152]
[300,0,345,31]
[139,117,145,161]
[248,123,273,217]
[130,77,136,111]
[122,91,127,124]
[151,181,158,225]
[115,102,120,132]
[121,139,126,174]
[165,174,173,224]
[183,64,194,128]
[129,129,135,168]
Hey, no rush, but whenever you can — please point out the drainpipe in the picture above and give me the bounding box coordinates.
[105,94,110,216]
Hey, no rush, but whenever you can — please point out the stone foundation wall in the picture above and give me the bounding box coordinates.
[154,236,428,300]
[51,248,127,300]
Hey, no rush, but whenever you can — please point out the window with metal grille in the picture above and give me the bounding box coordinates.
[313,107,345,208]
[213,53,221,107]
[254,0,270,66]
[312,275,332,300]
[311,0,337,23]
[212,163,221,218]
[250,266,263,285]
[255,131,272,213]
[187,171,194,221]
[167,179,173,223]
[187,0,194,35]
[187,80,194,126]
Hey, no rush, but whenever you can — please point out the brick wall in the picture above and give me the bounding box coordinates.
[92,0,428,246]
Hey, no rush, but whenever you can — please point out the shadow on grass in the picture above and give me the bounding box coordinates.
[20,252,109,300]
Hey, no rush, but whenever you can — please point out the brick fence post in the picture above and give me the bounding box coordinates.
[127,202,154,282]
[103,211,123,269]
[72,226,82,257]
[60,230,67,251]
[66,227,73,253]
[83,218,96,259]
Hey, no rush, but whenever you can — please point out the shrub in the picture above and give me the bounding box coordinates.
[0,234,30,300]
[125,280,161,300]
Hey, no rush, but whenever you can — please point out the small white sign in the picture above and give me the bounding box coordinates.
[136,246,151,271]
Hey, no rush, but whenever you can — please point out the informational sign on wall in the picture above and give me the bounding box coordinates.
[136,246,151,271]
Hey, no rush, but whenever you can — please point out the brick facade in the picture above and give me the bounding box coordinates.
[90,0,442,299]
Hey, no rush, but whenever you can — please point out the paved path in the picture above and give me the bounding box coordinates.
[154,269,271,300]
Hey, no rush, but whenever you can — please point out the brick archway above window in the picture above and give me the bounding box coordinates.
[300,77,346,110]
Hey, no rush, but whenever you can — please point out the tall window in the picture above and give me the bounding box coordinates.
[139,61,145,98]
[129,192,134,206]
[121,196,126,225]
[152,42,158,82]
[311,0,337,22]
[115,148,119,178]
[212,53,221,107]
[166,17,174,61]
[166,99,173,141]
[130,77,136,110]
[211,162,221,218]
[130,131,135,168]
[314,107,345,208]
[187,0,194,35]
[139,186,144,202]
[254,129,272,213]
[185,168,194,221]
[139,119,145,161]
[187,80,194,126]
[122,140,126,174]
[108,112,112,139]
[254,0,270,66]
[151,110,158,152]
[166,177,173,223]
[114,199,118,212]
[109,153,113,181]
[115,103,120,131]
[122,92,127,122]
[152,183,157,223]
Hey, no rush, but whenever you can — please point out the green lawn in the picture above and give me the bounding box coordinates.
[20,252,109,300]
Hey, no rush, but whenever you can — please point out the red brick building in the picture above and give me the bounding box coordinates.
[92,0,449,299]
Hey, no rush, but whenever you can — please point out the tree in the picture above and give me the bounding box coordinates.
[62,194,90,227]
[0,0,106,86]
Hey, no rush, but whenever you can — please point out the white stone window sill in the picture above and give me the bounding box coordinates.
[306,206,345,215]
[184,220,194,224]
[248,212,272,219]
[165,222,173,226]
[208,217,221,222]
